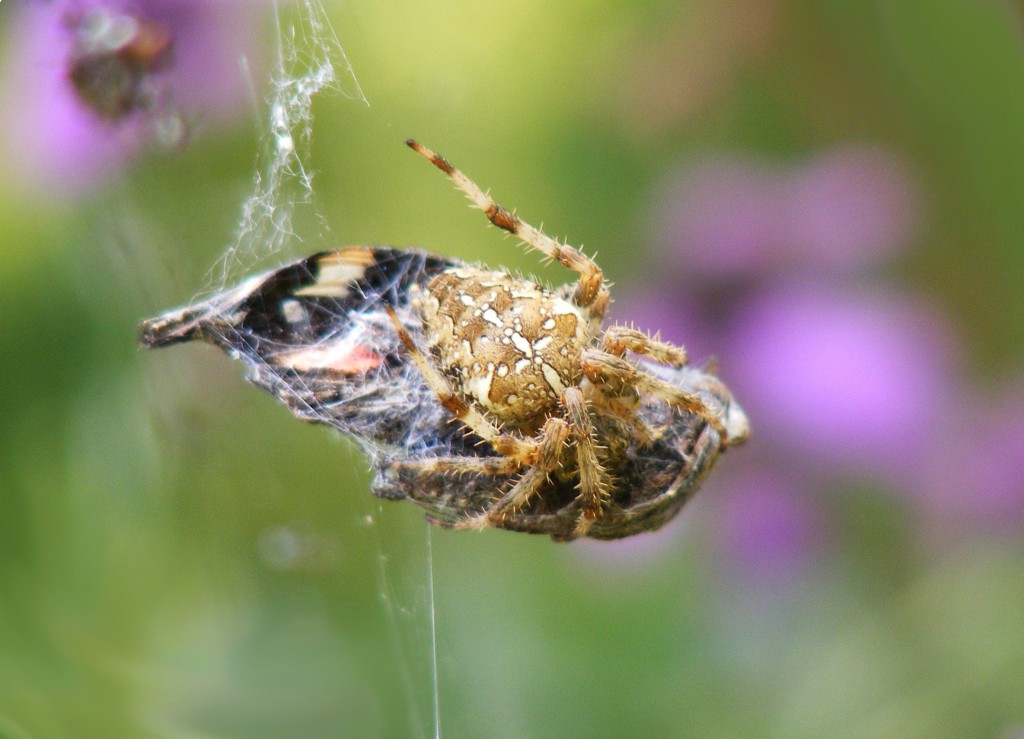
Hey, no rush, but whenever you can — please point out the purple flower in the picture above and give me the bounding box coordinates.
[0,0,268,197]
[656,155,784,280]
[708,471,824,583]
[625,136,1024,576]
[915,383,1024,533]
[655,145,919,281]
[723,280,957,480]
[607,273,964,578]
[785,145,919,270]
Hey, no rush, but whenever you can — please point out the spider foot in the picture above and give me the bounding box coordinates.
[573,510,598,537]
[452,511,495,531]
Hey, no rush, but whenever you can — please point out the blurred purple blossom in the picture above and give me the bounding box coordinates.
[709,471,824,583]
[656,145,919,280]
[723,280,958,478]
[657,156,783,279]
[0,0,268,197]
[609,141,1024,581]
[784,146,919,270]
[915,384,1024,533]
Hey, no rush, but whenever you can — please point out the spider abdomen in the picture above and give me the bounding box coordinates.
[419,268,588,429]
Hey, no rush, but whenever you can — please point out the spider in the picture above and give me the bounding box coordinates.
[382,140,750,537]
[139,141,749,540]
[68,8,174,121]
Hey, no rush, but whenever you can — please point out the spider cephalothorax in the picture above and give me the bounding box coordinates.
[382,141,749,536]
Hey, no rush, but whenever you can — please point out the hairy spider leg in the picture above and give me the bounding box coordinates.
[581,349,732,445]
[562,386,612,536]
[458,382,616,534]
[537,323,692,448]
[386,306,538,464]
[454,416,571,531]
[383,454,523,478]
[600,325,688,367]
[405,139,610,333]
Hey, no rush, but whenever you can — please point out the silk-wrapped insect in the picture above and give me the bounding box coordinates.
[140,142,749,541]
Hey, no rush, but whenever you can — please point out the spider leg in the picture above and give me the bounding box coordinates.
[455,416,571,530]
[588,323,692,447]
[589,396,658,446]
[405,139,610,329]
[562,386,612,536]
[582,348,731,444]
[600,325,688,367]
[386,306,538,464]
[382,454,523,478]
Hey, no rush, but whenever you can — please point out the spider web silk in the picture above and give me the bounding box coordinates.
[202,3,443,736]
[212,0,364,285]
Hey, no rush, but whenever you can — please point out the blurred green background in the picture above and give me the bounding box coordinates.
[2,1,1024,737]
